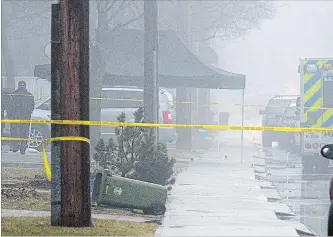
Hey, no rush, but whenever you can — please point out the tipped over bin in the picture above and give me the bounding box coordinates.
[92,171,168,215]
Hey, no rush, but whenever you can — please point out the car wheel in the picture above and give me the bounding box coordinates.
[150,202,166,216]
[328,203,333,236]
[27,125,50,152]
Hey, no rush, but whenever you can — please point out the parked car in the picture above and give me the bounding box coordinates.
[99,87,177,143]
[2,87,178,151]
[259,95,299,147]
[277,102,298,149]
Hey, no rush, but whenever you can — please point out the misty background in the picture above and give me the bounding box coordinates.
[2,0,333,134]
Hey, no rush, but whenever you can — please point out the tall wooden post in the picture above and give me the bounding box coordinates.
[59,0,91,227]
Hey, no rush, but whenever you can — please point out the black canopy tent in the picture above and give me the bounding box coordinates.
[102,29,245,90]
[101,29,246,161]
[34,28,247,160]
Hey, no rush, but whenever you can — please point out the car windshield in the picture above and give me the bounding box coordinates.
[284,106,296,117]
[266,99,294,115]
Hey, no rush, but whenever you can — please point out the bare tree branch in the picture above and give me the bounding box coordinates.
[108,0,135,24]
[189,0,278,43]
[110,11,144,33]
[107,0,117,13]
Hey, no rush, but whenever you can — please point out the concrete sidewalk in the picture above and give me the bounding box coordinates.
[155,147,300,236]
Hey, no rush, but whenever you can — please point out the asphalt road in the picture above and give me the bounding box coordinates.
[258,147,332,236]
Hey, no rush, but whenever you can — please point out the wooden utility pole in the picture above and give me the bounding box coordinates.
[144,0,159,142]
[59,0,91,227]
[50,3,62,226]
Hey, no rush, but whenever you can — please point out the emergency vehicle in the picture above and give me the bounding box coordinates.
[295,58,333,173]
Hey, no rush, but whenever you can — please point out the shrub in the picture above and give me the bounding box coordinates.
[130,128,176,185]
[93,108,175,185]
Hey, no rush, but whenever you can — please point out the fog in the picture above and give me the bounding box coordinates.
[2,1,333,128]
[212,0,333,132]
[217,1,333,95]
[2,1,333,235]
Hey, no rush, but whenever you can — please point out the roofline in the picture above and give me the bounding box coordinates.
[299,57,333,60]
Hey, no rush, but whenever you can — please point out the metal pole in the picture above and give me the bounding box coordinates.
[50,4,62,226]
[176,0,192,150]
[217,115,220,158]
[60,0,91,227]
[144,0,159,143]
[241,89,245,163]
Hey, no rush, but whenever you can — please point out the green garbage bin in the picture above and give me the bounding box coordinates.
[92,171,168,215]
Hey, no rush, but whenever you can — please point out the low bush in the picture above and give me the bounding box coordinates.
[93,108,175,185]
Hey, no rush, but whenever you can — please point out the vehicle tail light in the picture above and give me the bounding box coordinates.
[163,111,172,124]
[323,63,332,70]
[305,143,312,149]
[312,143,319,149]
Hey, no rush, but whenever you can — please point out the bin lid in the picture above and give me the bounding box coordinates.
[109,175,168,191]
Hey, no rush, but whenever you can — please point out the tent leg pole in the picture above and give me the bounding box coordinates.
[217,119,220,158]
[241,89,245,163]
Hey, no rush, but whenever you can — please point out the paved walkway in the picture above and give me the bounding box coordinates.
[155,147,300,236]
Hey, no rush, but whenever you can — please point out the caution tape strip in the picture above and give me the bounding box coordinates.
[1,136,90,182]
[2,119,333,133]
[4,93,328,109]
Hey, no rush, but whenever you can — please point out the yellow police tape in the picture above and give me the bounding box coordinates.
[1,136,90,182]
[1,119,328,180]
[2,119,333,133]
[5,93,327,109]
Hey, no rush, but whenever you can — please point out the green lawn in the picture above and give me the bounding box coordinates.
[2,193,50,211]
[1,167,45,181]
[1,217,157,236]
[2,192,145,216]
